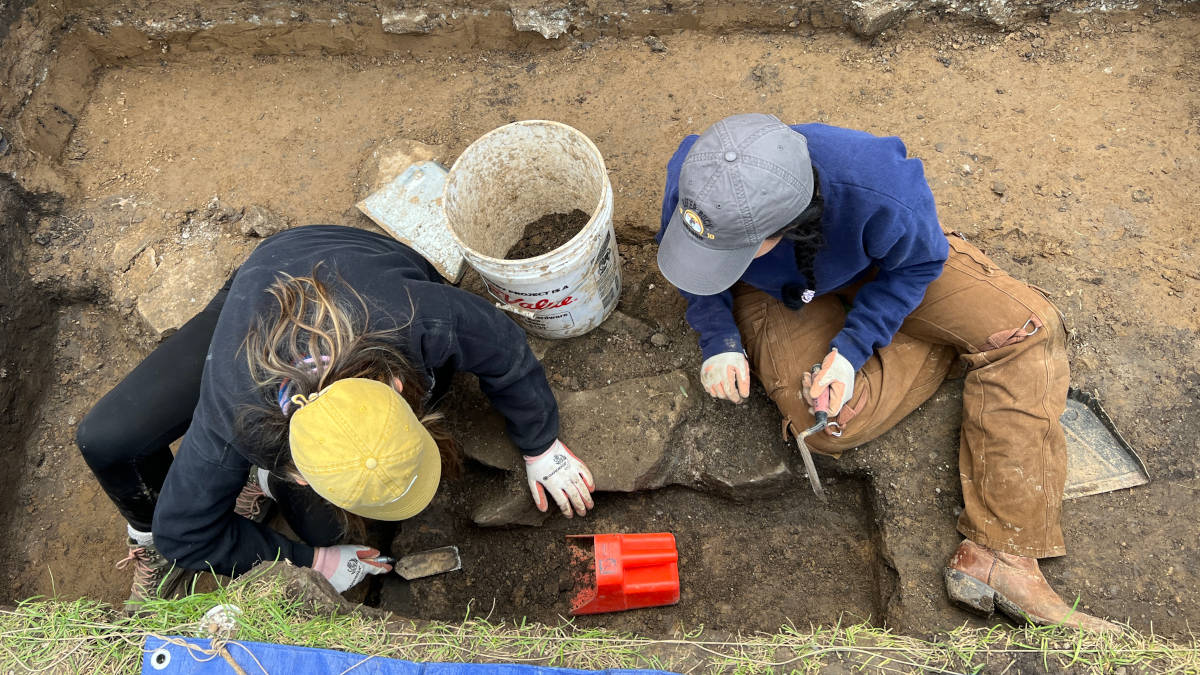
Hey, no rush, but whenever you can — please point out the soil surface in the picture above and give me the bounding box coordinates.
[505,209,591,259]
[0,1,1197,640]
[377,469,880,634]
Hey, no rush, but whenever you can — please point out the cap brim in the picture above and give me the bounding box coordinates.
[343,433,442,522]
[657,209,759,296]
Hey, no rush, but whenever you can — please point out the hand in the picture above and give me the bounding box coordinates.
[700,352,751,403]
[524,439,595,518]
[802,348,855,417]
[312,545,392,593]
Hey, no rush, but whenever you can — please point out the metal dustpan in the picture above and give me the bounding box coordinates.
[1063,388,1149,499]
[357,160,466,283]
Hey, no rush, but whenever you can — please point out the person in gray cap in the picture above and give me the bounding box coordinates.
[655,113,1117,632]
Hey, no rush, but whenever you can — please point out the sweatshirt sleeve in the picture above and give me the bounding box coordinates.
[413,284,559,456]
[153,425,316,575]
[829,205,948,370]
[657,134,744,360]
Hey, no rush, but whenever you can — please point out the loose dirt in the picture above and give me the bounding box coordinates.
[505,209,590,259]
[0,2,1197,639]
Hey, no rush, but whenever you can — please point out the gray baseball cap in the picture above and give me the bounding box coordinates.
[657,113,814,296]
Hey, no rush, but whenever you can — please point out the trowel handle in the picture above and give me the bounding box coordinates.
[810,363,831,424]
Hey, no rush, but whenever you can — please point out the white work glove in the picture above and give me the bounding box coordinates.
[525,439,595,518]
[700,351,751,403]
[802,348,856,417]
[312,545,391,593]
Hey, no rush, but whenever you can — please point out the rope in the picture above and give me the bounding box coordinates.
[148,634,269,675]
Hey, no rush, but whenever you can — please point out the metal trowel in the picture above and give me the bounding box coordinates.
[373,546,462,580]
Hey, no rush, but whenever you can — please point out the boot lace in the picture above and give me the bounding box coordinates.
[235,481,266,520]
[116,547,160,595]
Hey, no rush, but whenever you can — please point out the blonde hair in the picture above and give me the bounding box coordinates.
[237,267,461,535]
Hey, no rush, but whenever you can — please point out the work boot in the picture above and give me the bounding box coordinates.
[944,539,1120,632]
[234,469,274,524]
[115,538,188,613]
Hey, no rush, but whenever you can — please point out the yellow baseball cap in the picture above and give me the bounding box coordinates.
[288,378,440,521]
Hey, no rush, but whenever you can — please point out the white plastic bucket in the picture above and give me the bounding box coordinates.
[443,120,621,339]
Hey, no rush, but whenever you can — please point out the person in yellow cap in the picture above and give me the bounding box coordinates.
[75,225,595,609]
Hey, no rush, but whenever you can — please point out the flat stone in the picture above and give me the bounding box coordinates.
[662,389,796,498]
[510,5,572,39]
[847,0,915,37]
[560,371,693,492]
[381,10,443,35]
[132,226,250,337]
[597,309,654,340]
[239,204,288,238]
[471,480,550,527]
[457,370,694,499]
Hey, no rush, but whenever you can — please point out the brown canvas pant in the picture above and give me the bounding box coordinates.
[732,234,1069,558]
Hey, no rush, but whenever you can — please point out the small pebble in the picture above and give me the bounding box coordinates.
[643,36,667,53]
[934,142,946,153]
[650,333,670,347]
[991,181,1007,196]
[1131,189,1152,203]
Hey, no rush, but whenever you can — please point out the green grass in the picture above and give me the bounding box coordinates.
[1,572,1197,674]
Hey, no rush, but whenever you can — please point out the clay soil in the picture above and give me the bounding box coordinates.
[1,3,1198,639]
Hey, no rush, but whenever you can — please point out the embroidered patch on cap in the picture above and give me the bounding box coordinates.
[679,199,716,241]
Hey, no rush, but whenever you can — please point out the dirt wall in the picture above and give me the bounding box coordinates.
[0,176,60,524]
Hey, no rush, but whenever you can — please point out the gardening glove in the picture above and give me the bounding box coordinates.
[700,351,751,404]
[525,439,595,518]
[802,348,855,417]
[312,545,392,593]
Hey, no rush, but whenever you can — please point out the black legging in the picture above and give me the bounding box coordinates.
[75,275,345,546]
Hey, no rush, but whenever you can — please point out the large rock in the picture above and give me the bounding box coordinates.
[125,206,253,336]
[667,414,794,499]
[847,0,915,36]
[239,204,289,238]
[510,4,573,39]
[134,236,242,336]
[463,371,694,526]
[462,369,807,525]
[562,370,694,492]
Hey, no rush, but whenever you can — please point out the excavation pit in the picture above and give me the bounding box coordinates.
[0,0,1198,640]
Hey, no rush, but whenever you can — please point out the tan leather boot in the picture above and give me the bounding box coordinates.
[944,539,1120,632]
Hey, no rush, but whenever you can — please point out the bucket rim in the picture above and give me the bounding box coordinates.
[443,119,610,265]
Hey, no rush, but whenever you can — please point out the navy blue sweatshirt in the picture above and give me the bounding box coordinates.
[153,225,558,575]
[657,123,949,370]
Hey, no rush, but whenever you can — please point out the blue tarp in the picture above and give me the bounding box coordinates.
[142,636,677,675]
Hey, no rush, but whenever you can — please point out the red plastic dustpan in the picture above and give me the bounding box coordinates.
[567,533,680,615]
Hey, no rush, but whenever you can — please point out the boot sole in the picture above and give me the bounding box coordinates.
[943,568,1055,627]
